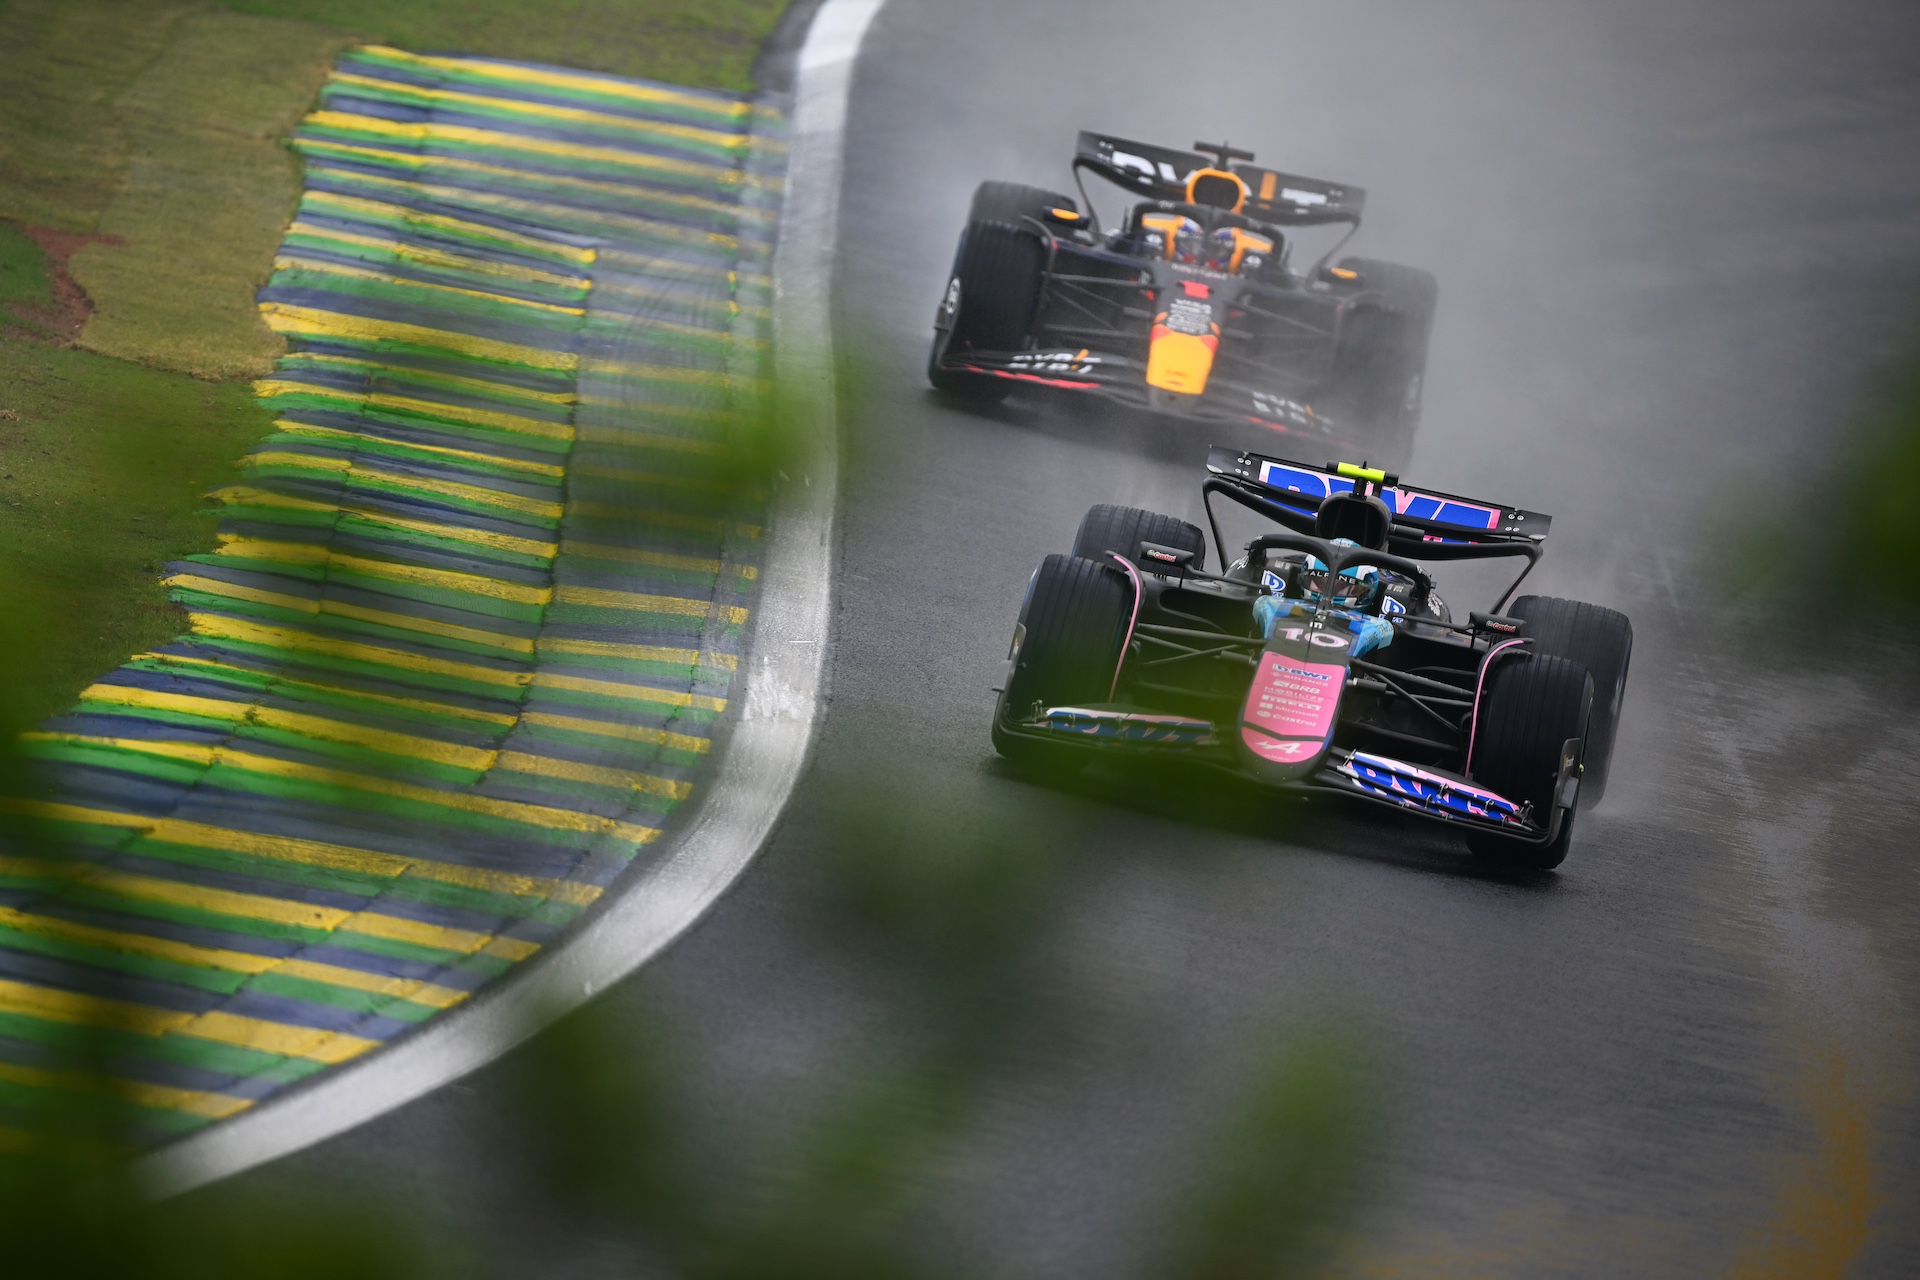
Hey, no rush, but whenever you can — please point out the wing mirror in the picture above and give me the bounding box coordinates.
[1469,611,1525,636]
[1135,542,1196,575]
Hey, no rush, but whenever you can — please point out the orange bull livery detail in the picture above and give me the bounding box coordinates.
[1147,288,1221,394]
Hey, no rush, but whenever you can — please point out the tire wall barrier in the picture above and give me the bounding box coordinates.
[0,45,785,1146]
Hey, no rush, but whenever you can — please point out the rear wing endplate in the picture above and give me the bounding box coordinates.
[1073,132,1365,227]
[1204,446,1551,557]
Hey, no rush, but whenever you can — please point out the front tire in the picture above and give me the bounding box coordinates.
[1508,596,1632,807]
[969,181,1076,225]
[1466,652,1592,870]
[929,220,1046,404]
[992,554,1133,771]
[1071,505,1207,570]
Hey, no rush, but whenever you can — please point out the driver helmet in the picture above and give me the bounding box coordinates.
[1203,226,1242,272]
[1168,217,1209,265]
[1299,539,1383,607]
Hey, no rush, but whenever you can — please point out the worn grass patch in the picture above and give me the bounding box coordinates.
[218,0,791,91]
[0,337,276,737]
[0,2,348,376]
[69,9,350,378]
[0,1,187,235]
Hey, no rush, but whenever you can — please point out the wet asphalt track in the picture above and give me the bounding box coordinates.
[236,1,1920,1274]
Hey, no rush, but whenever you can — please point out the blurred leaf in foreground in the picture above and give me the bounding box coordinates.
[1161,1031,1379,1280]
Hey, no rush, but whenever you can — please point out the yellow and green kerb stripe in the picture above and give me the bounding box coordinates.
[0,46,783,1147]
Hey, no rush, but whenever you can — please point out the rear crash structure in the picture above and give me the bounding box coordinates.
[990,449,1633,870]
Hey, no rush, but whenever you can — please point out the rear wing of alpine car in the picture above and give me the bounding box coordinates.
[1073,132,1365,227]
[1203,446,1551,561]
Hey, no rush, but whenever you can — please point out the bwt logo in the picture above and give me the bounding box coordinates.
[1276,666,1331,682]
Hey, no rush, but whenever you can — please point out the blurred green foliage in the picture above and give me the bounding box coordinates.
[1729,346,1920,617]
[1165,1033,1377,1280]
[0,1143,446,1280]
[0,776,1382,1279]
[1841,358,1920,607]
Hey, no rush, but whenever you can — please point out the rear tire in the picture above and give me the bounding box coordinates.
[1466,652,1592,870]
[969,181,1076,225]
[929,220,1045,403]
[1071,505,1207,571]
[1508,596,1632,807]
[1327,258,1438,470]
[993,554,1133,771]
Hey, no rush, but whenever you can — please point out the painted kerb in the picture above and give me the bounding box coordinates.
[130,0,880,1192]
[0,46,784,1147]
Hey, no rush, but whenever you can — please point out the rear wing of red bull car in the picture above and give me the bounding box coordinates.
[1072,132,1365,228]
[1202,446,1552,600]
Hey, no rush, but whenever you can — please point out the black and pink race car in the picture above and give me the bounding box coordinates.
[930,134,1437,469]
[990,448,1632,870]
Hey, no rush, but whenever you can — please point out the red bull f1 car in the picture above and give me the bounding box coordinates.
[990,448,1633,870]
[931,134,1438,468]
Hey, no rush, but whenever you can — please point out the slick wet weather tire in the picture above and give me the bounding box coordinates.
[1508,596,1633,807]
[1466,652,1593,870]
[1071,505,1208,571]
[993,554,1133,773]
[929,219,1046,404]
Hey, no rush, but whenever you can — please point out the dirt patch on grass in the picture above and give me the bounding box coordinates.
[5,225,119,342]
[70,9,351,378]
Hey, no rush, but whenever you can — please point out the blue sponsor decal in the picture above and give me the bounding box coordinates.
[1256,461,1503,532]
[1339,752,1524,824]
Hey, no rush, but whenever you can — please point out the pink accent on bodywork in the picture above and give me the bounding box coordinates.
[1466,638,1529,765]
[1107,552,1144,699]
[1242,651,1343,743]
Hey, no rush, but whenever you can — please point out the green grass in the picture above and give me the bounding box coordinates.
[0,338,276,737]
[0,0,184,236]
[0,221,52,313]
[219,0,791,91]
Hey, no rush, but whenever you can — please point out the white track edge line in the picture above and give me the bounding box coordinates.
[135,0,883,1197]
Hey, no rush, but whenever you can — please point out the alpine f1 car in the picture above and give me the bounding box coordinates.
[990,449,1632,870]
[930,134,1438,468]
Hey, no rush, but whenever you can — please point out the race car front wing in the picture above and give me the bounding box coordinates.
[998,704,1579,846]
[935,345,1366,451]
